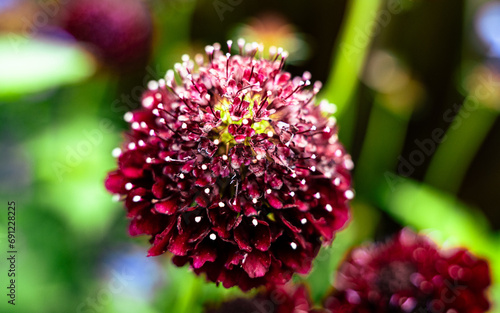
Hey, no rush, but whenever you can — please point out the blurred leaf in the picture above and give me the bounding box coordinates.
[27,117,119,238]
[0,36,96,98]
[380,177,494,254]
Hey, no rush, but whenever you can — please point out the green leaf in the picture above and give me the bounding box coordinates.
[0,36,96,98]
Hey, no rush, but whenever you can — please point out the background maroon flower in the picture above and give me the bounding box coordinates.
[324,229,491,313]
[105,41,353,290]
[204,283,326,313]
[61,0,153,71]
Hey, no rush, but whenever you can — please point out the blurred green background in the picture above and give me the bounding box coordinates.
[0,0,499,312]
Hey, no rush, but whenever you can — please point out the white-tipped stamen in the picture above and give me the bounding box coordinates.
[345,190,355,200]
[124,112,133,122]
[112,148,122,158]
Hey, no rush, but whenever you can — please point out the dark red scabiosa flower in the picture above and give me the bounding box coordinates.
[61,0,152,71]
[205,283,327,313]
[105,40,353,290]
[324,229,491,313]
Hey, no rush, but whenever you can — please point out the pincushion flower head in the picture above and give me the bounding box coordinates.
[324,229,491,313]
[105,40,353,291]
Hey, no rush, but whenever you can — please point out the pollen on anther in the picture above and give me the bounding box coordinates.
[222,155,228,161]
[345,190,355,200]
[301,179,306,185]
[132,122,140,129]
[149,130,155,136]
[204,188,210,194]
[201,164,208,170]
[125,182,133,190]
[218,202,225,208]
[310,166,316,172]
[138,140,145,147]
[181,123,188,129]
[210,233,217,240]
[325,204,333,212]
[301,218,307,224]
[266,189,272,194]
[128,142,136,150]
[290,242,298,250]
[252,198,258,204]
[252,219,258,226]
[267,131,274,138]
[290,191,295,197]
[146,157,152,163]
[195,216,202,223]
[124,112,133,122]
[179,173,185,179]
[132,195,141,202]
[143,96,154,108]
[214,139,220,145]
[112,148,122,157]
[314,192,321,199]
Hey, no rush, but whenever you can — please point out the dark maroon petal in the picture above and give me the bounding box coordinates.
[154,199,177,215]
[104,171,126,193]
[192,243,217,268]
[242,250,271,278]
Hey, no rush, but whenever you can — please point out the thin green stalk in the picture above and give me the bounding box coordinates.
[321,0,384,116]
[354,96,412,199]
[424,104,498,194]
[171,271,202,313]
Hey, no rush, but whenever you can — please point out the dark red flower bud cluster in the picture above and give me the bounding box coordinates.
[205,284,327,313]
[105,40,353,290]
[62,0,152,71]
[324,229,491,313]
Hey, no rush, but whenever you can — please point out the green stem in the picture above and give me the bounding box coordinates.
[171,271,202,313]
[354,96,412,199]
[424,104,498,194]
[321,0,384,116]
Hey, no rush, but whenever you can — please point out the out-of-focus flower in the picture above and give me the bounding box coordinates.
[362,50,424,115]
[464,64,500,111]
[233,13,309,63]
[61,0,152,71]
[205,283,326,313]
[105,40,353,290]
[324,229,491,313]
[475,1,500,58]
